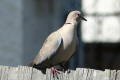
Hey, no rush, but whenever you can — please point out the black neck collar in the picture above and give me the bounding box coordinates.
[65,22,73,24]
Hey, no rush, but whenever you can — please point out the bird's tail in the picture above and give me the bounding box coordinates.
[28,62,34,67]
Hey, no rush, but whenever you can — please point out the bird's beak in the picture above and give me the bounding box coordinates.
[81,16,87,21]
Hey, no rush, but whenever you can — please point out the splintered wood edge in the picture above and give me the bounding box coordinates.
[0,65,119,80]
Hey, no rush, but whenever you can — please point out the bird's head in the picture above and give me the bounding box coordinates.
[65,11,87,24]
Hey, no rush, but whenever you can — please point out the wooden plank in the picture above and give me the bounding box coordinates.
[18,66,32,80]
[116,70,120,80]
[0,66,9,80]
[0,66,120,80]
[8,66,18,80]
[31,67,46,80]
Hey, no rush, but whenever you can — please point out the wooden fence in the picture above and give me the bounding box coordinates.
[0,65,119,80]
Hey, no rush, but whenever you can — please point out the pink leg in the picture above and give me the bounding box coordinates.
[51,67,59,79]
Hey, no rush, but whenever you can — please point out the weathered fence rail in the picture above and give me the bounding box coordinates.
[0,65,119,80]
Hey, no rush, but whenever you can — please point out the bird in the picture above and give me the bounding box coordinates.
[30,10,87,78]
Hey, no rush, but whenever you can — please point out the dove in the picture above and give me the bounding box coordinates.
[30,10,87,78]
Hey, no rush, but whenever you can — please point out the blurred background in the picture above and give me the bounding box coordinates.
[0,0,120,70]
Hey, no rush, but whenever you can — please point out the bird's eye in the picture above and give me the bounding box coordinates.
[77,14,80,17]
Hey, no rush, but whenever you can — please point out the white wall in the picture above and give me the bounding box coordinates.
[82,0,120,43]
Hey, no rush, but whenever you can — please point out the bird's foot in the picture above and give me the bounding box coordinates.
[51,67,60,79]
[60,64,70,73]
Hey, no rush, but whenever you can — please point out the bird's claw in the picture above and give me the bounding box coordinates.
[60,64,70,73]
[51,67,60,79]
[67,69,70,73]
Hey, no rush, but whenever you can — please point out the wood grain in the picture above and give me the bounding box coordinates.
[0,66,119,80]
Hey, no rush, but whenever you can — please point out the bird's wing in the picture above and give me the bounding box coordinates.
[32,31,62,65]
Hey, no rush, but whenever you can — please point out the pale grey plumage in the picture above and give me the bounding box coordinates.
[30,10,87,69]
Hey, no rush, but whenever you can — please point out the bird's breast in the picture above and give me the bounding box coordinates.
[62,34,77,61]
[57,28,78,62]
[60,27,77,50]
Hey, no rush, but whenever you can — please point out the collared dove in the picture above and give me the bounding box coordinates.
[30,10,87,77]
